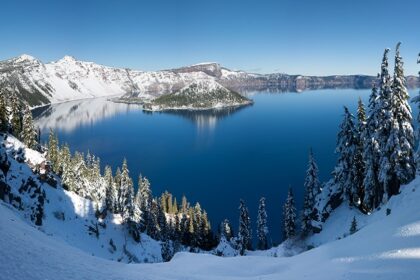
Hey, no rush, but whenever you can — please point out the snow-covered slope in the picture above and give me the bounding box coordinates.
[2,176,420,279]
[0,134,163,263]
[0,55,239,107]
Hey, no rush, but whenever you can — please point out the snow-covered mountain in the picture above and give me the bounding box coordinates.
[0,54,249,107]
[3,54,411,108]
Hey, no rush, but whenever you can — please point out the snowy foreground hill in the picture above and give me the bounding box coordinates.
[1,134,420,279]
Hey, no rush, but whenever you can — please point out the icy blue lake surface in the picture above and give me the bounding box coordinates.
[33,88,419,243]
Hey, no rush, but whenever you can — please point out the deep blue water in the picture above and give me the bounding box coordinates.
[34,88,419,244]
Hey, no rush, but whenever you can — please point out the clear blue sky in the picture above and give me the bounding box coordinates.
[1,0,419,75]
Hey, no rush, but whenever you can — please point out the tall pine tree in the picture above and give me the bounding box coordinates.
[47,129,59,173]
[21,105,38,149]
[333,106,359,204]
[385,42,416,193]
[238,199,252,255]
[256,197,270,250]
[9,92,22,137]
[301,149,321,235]
[415,53,420,170]
[104,165,115,213]
[0,92,8,132]
[219,219,233,241]
[363,84,381,210]
[283,187,296,240]
[376,48,394,202]
[353,98,366,205]
[118,159,134,222]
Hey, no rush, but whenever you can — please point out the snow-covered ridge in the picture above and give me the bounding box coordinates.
[2,54,402,108]
[0,54,254,107]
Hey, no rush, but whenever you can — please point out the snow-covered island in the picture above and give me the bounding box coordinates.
[142,80,253,111]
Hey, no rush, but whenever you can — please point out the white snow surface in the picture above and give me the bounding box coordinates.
[1,133,420,279]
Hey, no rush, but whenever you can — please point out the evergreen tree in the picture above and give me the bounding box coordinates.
[161,239,174,262]
[118,159,134,222]
[353,98,366,204]
[62,151,78,192]
[138,175,154,234]
[383,43,415,195]
[283,187,296,240]
[363,83,381,210]
[301,149,321,234]
[376,48,394,202]
[238,199,252,255]
[21,105,37,149]
[181,195,188,213]
[113,167,122,212]
[58,144,71,176]
[333,106,359,204]
[257,197,270,250]
[415,53,420,170]
[219,219,233,241]
[0,92,8,132]
[9,92,22,137]
[180,213,189,245]
[47,129,59,173]
[190,202,203,248]
[157,199,168,241]
[104,165,115,213]
[172,197,178,214]
[349,216,358,235]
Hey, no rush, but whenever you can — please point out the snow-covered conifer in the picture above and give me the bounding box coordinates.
[219,219,233,241]
[415,53,420,170]
[283,187,296,240]
[376,48,394,202]
[385,43,415,192]
[238,199,252,255]
[301,149,321,235]
[104,165,115,213]
[118,159,134,222]
[353,98,366,204]
[9,92,22,138]
[333,106,359,204]
[47,129,59,173]
[363,84,381,210]
[157,199,168,241]
[21,105,37,149]
[257,197,270,250]
[0,92,9,132]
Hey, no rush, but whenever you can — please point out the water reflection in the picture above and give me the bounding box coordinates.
[33,97,251,133]
[32,98,140,132]
[144,105,251,131]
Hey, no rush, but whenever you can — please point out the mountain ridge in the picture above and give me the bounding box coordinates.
[0,54,418,107]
